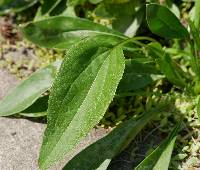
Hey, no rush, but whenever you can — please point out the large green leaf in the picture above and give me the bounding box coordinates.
[39,39,125,169]
[0,62,59,116]
[0,0,38,14]
[135,122,181,170]
[21,16,126,49]
[117,59,163,93]
[63,107,164,170]
[146,3,189,39]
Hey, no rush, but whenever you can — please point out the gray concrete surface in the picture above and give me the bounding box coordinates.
[0,117,45,170]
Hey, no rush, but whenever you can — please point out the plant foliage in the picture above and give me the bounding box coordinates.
[1,1,200,169]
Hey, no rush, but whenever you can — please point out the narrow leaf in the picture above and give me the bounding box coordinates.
[135,122,181,170]
[21,16,126,49]
[39,39,125,169]
[63,107,164,170]
[146,3,189,39]
[0,62,59,116]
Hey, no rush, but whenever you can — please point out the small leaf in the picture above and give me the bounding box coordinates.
[135,122,181,170]
[146,3,189,39]
[39,39,125,169]
[63,107,164,170]
[0,62,59,116]
[21,16,125,49]
[0,0,38,14]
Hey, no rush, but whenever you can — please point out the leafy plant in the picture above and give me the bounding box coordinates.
[1,1,200,169]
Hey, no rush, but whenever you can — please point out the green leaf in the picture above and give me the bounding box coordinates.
[135,122,181,170]
[63,107,164,170]
[0,63,59,116]
[20,95,48,117]
[0,0,38,14]
[96,159,111,170]
[21,16,125,49]
[39,39,125,169]
[146,3,189,39]
[117,59,163,93]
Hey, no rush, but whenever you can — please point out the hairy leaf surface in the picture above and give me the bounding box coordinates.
[146,4,189,39]
[39,39,125,169]
[63,107,163,170]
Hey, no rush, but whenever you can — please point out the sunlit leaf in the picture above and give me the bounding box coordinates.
[39,38,125,169]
